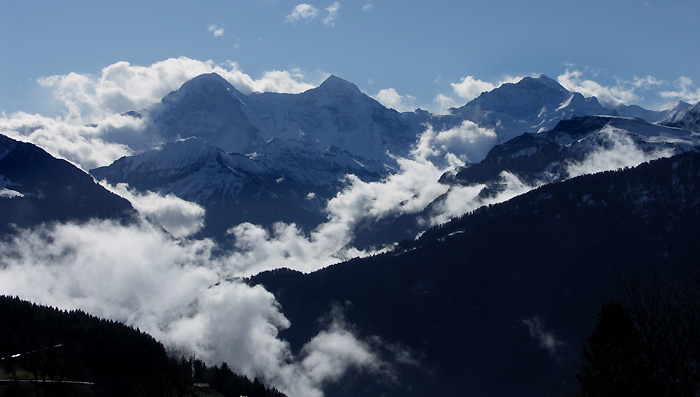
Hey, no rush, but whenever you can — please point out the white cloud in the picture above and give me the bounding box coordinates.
[660,76,700,103]
[1,57,318,170]
[287,4,320,24]
[0,111,136,170]
[451,76,496,101]
[363,1,373,11]
[557,69,664,107]
[207,24,225,37]
[101,182,206,238]
[0,220,406,397]
[324,2,341,27]
[564,125,674,178]
[432,94,458,114]
[373,88,416,112]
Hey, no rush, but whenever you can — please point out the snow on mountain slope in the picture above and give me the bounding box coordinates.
[443,75,616,143]
[147,74,422,164]
[662,101,700,132]
[442,115,699,189]
[91,136,388,242]
[148,73,265,154]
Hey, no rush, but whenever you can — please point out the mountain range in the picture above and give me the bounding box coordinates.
[2,71,700,396]
[90,73,700,246]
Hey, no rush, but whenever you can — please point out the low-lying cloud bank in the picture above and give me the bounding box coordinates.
[0,220,412,397]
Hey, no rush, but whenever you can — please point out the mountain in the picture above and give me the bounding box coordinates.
[91,73,700,246]
[0,295,287,397]
[443,115,699,187]
[0,134,135,235]
[662,100,700,132]
[439,75,616,143]
[92,74,426,243]
[91,136,387,241]
[250,152,700,396]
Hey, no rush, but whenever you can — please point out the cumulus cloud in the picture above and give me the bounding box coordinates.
[101,181,206,238]
[287,4,320,24]
[1,57,318,170]
[0,111,135,170]
[37,57,316,122]
[557,69,663,107]
[323,2,341,27]
[0,220,406,397]
[208,24,225,37]
[451,76,496,101]
[373,88,417,112]
[660,76,700,103]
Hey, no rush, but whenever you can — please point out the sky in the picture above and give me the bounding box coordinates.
[1,1,700,395]
[2,0,700,117]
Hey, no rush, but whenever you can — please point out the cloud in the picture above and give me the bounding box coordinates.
[427,171,535,226]
[557,69,663,107]
[1,57,318,170]
[363,1,373,11]
[660,76,700,103]
[521,316,565,358]
[451,76,496,101]
[373,88,416,112]
[433,94,459,114]
[323,2,341,27]
[207,24,225,37]
[286,4,320,24]
[101,181,206,238]
[0,111,136,170]
[564,125,675,178]
[37,57,316,122]
[0,219,408,397]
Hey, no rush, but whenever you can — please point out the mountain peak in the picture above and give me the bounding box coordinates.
[317,75,362,94]
[175,72,244,98]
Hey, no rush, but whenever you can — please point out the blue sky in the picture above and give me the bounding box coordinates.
[2,0,700,116]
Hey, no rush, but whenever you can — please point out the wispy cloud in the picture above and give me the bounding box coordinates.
[521,316,565,358]
[207,24,225,37]
[557,68,664,107]
[660,76,700,104]
[286,3,320,24]
[324,2,341,27]
[363,1,373,11]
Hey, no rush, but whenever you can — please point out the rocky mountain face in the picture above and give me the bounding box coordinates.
[0,134,135,234]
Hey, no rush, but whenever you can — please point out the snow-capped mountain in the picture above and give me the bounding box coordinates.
[442,115,700,188]
[438,75,616,143]
[0,134,135,234]
[91,72,700,246]
[662,100,700,132]
[148,73,422,164]
[91,135,388,241]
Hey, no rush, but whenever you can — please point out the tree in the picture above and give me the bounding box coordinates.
[577,301,660,396]
[577,274,700,397]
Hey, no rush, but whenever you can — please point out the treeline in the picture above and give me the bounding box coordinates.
[0,295,286,397]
